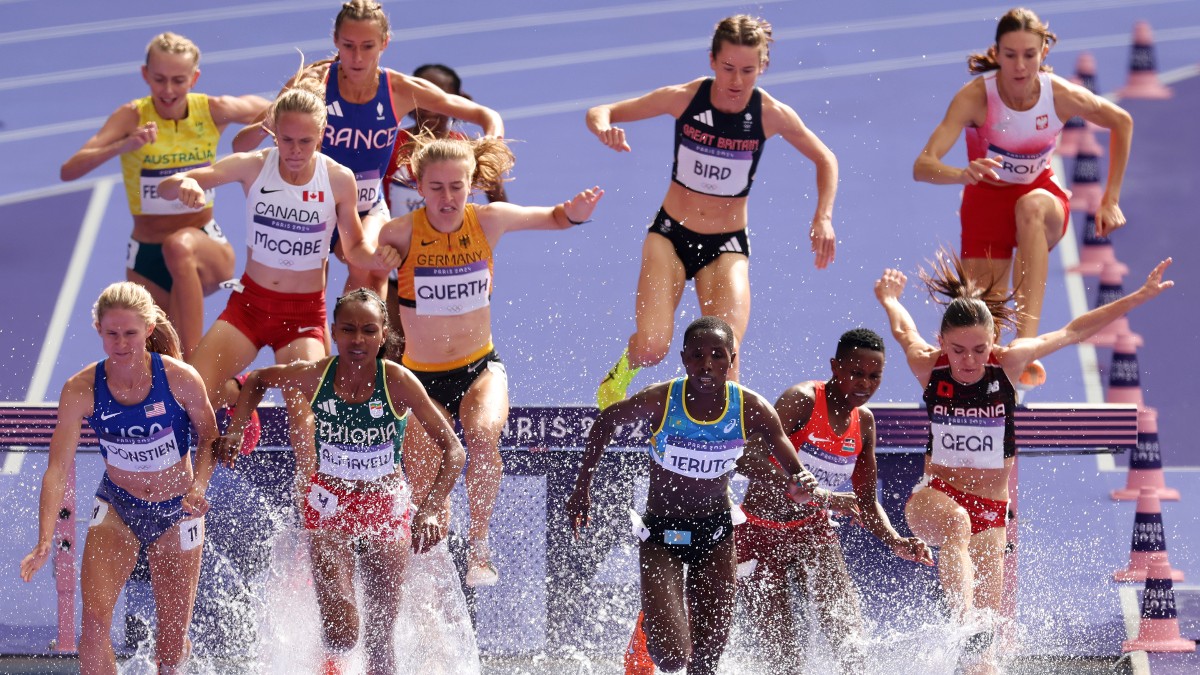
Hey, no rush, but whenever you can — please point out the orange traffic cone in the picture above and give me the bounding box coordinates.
[1118,21,1173,100]
[1122,560,1196,652]
[1069,151,1103,215]
[1105,334,1145,408]
[1113,408,1181,501]
[1069,213,1128,277]
[1114,487,1184,582]
[1086,262,1142,348]
[1060,53,1102,156]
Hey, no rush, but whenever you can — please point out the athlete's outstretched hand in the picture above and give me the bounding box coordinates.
[594,126,631,152]
[874,268,909,304]
[811,215,835,269]
[411,505,446,554]
[564,186,604,224]
[20,542,51,582]
[119,122,158,154]
[1136,257,1175,300]
[960,155,1002,185]
[565,485,591,539]
[175,177,208,210]
[891,536,935,566]
[182,481,210,517]
[1094,199,1127,237]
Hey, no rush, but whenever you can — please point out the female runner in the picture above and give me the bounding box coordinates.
[60,33,268,357]
[233,1,503,300]
[913,7,1134,385]
[220,289,464,674]
[377,134,602,585]
[588,14,838,408]
[875,254,1172,671]
[21,282,218,674]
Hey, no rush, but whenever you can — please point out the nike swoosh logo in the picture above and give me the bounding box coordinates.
[420,239,437,246]
[100,412,121,421]
[297,326,322,334]
[260,187,282,194]
[808,433,833,444]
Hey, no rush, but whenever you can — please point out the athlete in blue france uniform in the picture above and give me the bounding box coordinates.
[21,282,219,675]
[232,0,503,300]
[568,317,822,675]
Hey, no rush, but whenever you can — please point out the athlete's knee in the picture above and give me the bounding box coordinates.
[1014,195,1050,230]
[629,333,671,366]
[649,645,690,673]
[321,617,360,654]
[162,230,202,270]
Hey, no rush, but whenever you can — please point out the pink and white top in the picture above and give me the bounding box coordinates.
[965,72,1063,185]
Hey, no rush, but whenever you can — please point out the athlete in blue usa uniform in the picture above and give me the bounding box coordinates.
[21,282,219,675]
[568,317,822,675]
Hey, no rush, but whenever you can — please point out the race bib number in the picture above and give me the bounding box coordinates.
[675,140,753,196]
[414,261,491,316]
[139,166,213,215]
[930,414,1006,469]
[797,443,856,491]
[657,435,744,479]
[987,143,1053,185]
[318,441,396,481]
[249,215,330,271]
[99,426,182,473]
[89,499,109,527]
[179,517,204,552]
[354,169,384,212]
[307,483,339,518]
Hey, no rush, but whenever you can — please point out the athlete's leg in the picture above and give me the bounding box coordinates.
[682,535,737,675]
[906,486,975,620]
[639,542,690,672]
[161,227,235,358]
[737,532,806,671]
[400,399,454,532]
[1011,190,1067,339]
[146,517,205,673]
[308,530,360,659]
[337,214,389,299]
[189,321,259,408]
[627,234,687,368]
[78,505,141,675]
[276,337,329,477]
[693,253,750,382]
[458,363,509,582]
[804,536,867,673]
[359,536,410,675]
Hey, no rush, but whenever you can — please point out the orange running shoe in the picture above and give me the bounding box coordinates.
[624,611,655,675]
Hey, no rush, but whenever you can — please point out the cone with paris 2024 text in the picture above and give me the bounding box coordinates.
[1105,334,1145,407]
[1114,487,1184,582]
[1069,213,1128,277]
[1113,407,1180,501]
[1122,559,1196,653]
[1118,21,1173,100]
[1086,262,1142,348]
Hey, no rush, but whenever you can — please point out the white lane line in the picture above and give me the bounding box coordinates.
[0,178,104,208]
[25,177,114,404]
[0,0,1187,95]
[0,0,400,45]
[0,0,786,94]
[1118,586,1153,675]
[6,19,1200,147]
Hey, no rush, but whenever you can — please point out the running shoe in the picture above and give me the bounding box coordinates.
[228,374,261,455]
[466,538,499,587]
[597,349,641,410]
[623,611,655,675]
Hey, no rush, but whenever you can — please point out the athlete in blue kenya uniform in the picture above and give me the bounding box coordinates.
[568,316,823,675]
[22,282,219,675]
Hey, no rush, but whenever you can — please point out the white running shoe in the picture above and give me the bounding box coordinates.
[466,538,499,587]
